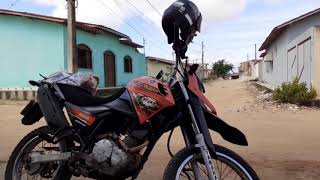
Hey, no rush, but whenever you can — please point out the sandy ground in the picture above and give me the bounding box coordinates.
[1,79,320,179]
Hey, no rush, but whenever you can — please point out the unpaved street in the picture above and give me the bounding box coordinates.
[1,79,320,179]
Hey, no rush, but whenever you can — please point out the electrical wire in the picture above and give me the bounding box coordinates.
[97,0,145,38]
[124,0,155,25]
[144,0,162,17]
[96,0,202,58]
[97,0,176,55]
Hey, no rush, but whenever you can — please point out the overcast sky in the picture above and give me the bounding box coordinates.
[1,0,320,67]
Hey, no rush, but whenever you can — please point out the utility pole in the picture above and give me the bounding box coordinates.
[201,41,204,80]
[67,0,77,73]
[143,38,146,56]
[254,43,257,60]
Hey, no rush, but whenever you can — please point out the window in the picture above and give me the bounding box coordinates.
[77,44,92,69]
[124,55,133,73]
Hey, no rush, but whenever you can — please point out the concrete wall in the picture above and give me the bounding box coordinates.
[0,15,66,89]
[147,60,173,82]
[260,13,320,96]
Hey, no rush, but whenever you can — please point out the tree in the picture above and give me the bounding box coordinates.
[212,60,234,78]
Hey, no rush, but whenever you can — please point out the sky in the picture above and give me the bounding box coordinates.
[1,0,320,68]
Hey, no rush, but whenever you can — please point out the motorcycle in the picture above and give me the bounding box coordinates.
[5,44,259,180]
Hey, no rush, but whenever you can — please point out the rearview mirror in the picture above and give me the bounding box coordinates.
[188,64,199,75]
[156,70,164,80]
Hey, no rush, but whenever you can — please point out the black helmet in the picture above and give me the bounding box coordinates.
[162,0,202,45]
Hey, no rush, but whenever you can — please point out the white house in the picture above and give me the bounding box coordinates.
[146,56,175,82]
[259,8,320,96]
[239,59,261,79]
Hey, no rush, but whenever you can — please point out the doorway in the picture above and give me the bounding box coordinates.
[104,51,116,87]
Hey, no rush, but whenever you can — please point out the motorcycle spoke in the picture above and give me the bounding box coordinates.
[198,163,208,176]
[233,171,239,180]
[177,154,245,180]
[221,166,233,179]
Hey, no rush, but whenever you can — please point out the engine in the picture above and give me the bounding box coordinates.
[88,128,149,178]
[90,139,129,167]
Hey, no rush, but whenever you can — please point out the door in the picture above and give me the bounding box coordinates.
[287,47,297,81]
[104,51,116,87]
[298,38,312,88]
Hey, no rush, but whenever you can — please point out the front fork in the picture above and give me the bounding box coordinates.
[179,81,220,180]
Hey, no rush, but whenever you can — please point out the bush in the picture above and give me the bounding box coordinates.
[273,78,317,104]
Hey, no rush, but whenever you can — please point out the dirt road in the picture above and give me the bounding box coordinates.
[1,79,320,179]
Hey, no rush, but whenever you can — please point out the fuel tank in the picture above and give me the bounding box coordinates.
[127,76,175,124]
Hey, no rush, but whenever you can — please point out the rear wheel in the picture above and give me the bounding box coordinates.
[163,145,259,180]
[5,126,72,180]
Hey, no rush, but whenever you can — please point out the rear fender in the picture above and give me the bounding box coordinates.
[21,100,43,125]
[204,109,248,146]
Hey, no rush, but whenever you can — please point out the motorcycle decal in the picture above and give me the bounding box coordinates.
[127,76,175,124]
[132,93,160,115]
[69,108,96,126]
[187,74,217,115]
[132,80,160,95]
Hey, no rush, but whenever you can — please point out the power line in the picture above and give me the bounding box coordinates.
[97,0,145,38]
[144,0,162,17]
[123,0,203,57]
[96,0,201,56]
[124,0,155,25]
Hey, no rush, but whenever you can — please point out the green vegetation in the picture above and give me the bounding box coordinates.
[273,78,317,104]
[212,60,234,78]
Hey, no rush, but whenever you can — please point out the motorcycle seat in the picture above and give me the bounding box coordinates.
[57,83,126,107]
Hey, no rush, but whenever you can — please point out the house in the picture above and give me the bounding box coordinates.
[0,9,145,100]
[259,8,320,96]
[239,59,261,79]
[146,56,175,82]
[198,63,213,80]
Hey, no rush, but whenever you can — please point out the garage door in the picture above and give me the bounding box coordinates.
[287,47,297,81]
[297,38,312,89]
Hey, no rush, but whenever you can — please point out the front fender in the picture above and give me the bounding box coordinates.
[204,109,248,146]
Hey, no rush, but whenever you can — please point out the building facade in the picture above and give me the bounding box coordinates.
[0,9,145,93]
[146,56,175,82]
[239,59,261,79]
[259,8,320,96]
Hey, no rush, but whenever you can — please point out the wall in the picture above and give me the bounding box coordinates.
[313,27,320,96]
[260,13,320,91]
[76,30,146,87]
[0,15,66,89]
[0,14,146,89]
[147,60,173,82]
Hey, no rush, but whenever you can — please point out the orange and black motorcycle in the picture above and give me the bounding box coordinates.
[5,1,259,179]
[5,51,259,180]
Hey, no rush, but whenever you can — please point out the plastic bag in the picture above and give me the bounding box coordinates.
[45,71,99,95]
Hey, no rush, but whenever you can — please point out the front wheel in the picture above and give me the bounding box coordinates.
[163,145,259,180]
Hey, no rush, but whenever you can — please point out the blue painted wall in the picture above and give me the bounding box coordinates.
[0,14,146,88]
[76,30,146,87]
[0,15,66,88]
